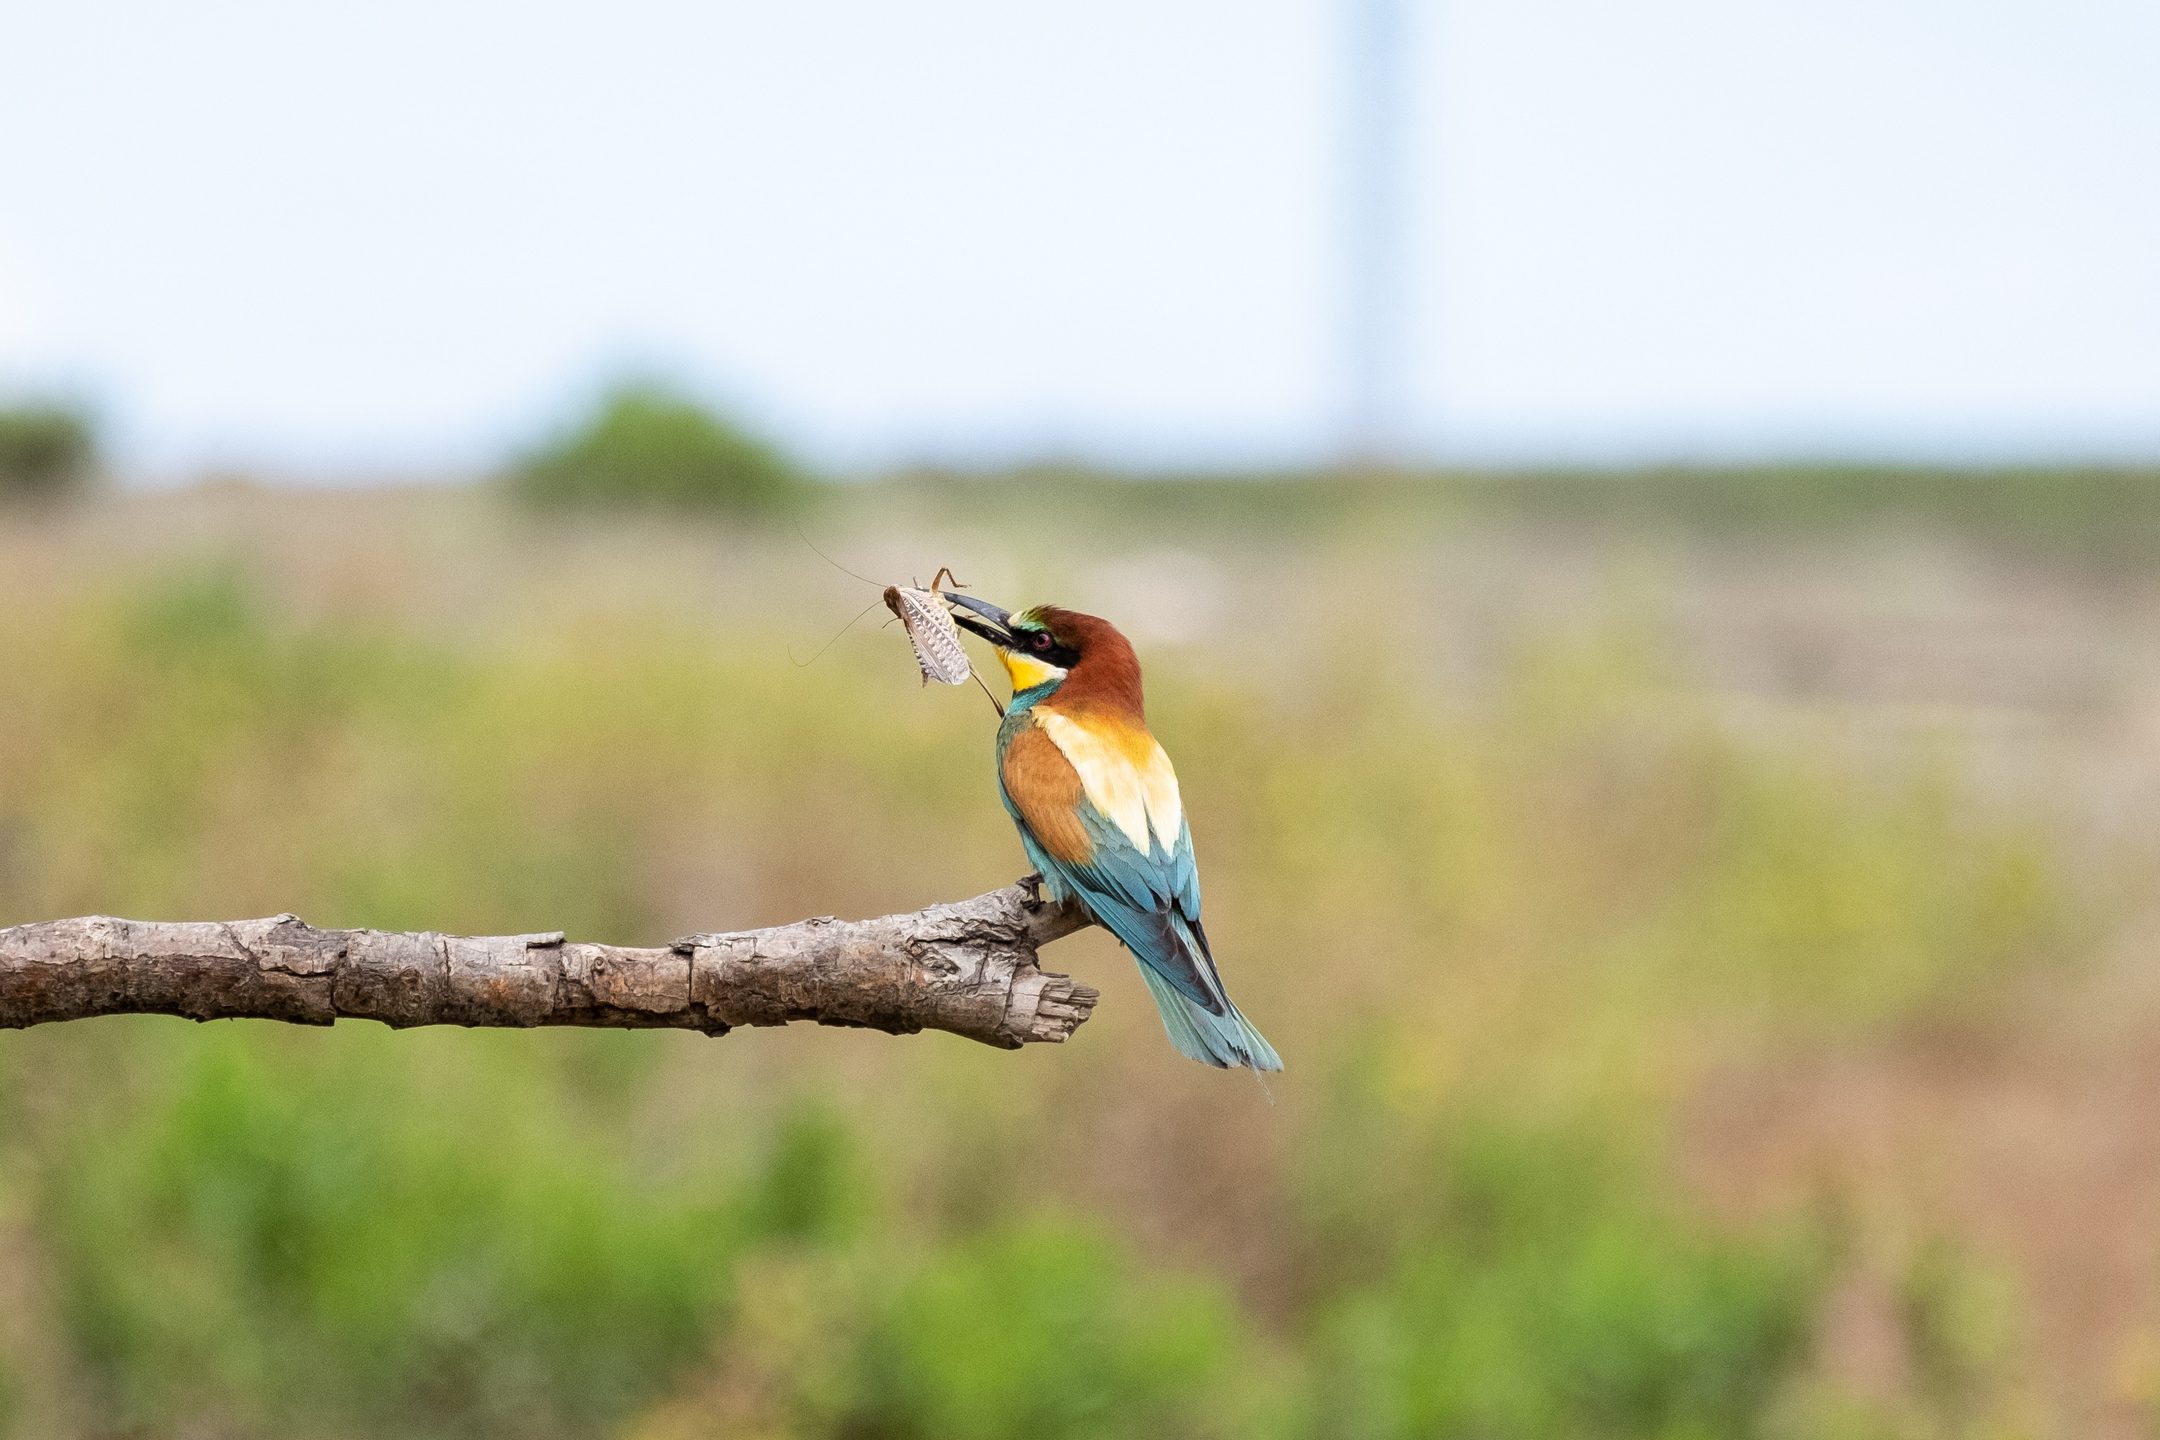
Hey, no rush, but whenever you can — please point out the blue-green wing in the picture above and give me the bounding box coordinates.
[1002,780,1225,1015]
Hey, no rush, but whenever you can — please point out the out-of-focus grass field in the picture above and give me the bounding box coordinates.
[1,473,2157,1438]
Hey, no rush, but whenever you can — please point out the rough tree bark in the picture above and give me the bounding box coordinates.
[0,881,1098,1050]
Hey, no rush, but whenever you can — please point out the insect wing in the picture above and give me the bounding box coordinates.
[892,586,971,685]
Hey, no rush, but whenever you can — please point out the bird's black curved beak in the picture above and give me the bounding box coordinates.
[943,591,1016,649]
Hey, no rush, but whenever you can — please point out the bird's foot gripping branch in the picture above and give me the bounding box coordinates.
[0,880,1100,1050]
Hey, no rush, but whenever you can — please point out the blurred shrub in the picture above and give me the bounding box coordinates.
[739,1099,874,1246]
[40,1028,742,1440]
[1301,1095,1828,1440]
[507,381,806,514]
[835,1221,1260,1440]
[0,400,97,500]
[1897,1236,2017,1430]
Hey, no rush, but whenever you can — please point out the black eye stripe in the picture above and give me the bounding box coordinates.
[1014,624,1078,670]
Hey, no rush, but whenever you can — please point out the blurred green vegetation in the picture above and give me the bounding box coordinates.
[508,381,806,514]
[0,399,98,500]
[0,498,2103,1438]
[43,1028,736,1437]
[893,463,2160,566]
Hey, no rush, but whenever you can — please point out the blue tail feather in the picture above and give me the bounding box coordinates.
[1138,965,1283,1072]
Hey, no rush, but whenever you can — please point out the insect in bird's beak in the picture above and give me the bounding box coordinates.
[942,591,1017,649]
[884,571,973,687]
[883,570,1009,717]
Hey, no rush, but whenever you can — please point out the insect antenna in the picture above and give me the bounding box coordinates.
[788,595,889,668]
[793,523,884,589]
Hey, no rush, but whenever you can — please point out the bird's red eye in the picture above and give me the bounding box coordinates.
[1031,631,1053,651]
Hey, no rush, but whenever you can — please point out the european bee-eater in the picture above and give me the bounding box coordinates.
[944,593,1282,1072]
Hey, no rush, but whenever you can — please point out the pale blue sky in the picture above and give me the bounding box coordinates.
[2,0,2156,475]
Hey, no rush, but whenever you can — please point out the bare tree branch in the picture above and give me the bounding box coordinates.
[0,881,1099,1050]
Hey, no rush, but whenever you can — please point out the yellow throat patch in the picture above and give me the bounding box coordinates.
[998,650,1068,692]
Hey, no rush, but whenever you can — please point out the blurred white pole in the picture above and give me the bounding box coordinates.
[1343,0,1410,468]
